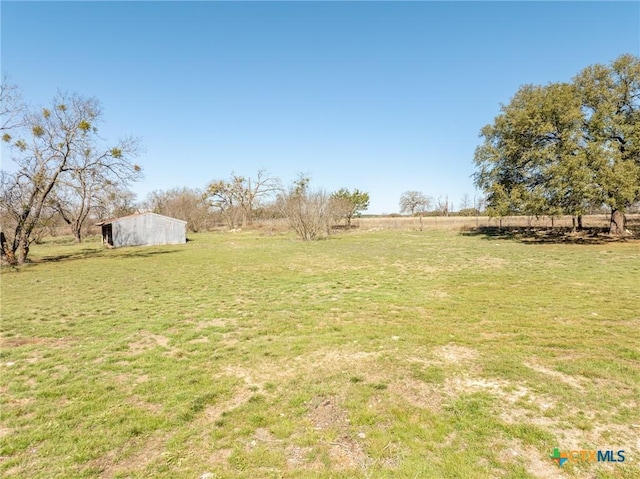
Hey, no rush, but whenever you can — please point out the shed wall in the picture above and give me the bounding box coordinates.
[112,214,186,247]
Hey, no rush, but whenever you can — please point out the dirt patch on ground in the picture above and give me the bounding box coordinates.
[194,318,236,331]
[306,397,369,470]
[285,445,318,469]
[92,432,168,478]
[388,378,442,412]
[204,389,252,423]
[308,397,351,431]
[113,372,149,386]
[222,361,297,394]
[501,441,565,479]
[524,361,586,390]
[500,406,556,428]
[128,332,180,356]
[475,255,508,268]
[445,375,558,416]
[0,336,76,348]
[207,447,233,466]
[325,434,369,470]
[433,344,478,364]
[305,349,383,378]
[125,394,163,415]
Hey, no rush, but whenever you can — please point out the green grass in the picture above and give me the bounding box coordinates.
[1,230,639,478]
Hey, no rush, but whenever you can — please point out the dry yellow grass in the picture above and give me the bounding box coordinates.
[357,214,639,231]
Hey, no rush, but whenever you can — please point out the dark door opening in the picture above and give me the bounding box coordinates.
[102,224,113,246]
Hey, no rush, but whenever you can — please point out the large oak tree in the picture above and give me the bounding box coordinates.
[474,54,640,234]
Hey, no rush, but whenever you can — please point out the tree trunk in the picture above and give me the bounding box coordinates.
[609,209,626,235]
[0,232,13,264]
[73,228,82,243]
[0,232,7,258]
[17,232,29,265]
[577,215,583,230]
[571,216,576,232]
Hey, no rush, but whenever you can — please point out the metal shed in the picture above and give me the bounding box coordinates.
[97,212,187,248]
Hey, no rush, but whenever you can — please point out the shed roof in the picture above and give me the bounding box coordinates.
[96,212,187,226]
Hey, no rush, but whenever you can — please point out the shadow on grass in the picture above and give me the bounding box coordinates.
[117,248,184,259]
[460,226,637,245]
[36,247,105,263]
[35,246,184,264]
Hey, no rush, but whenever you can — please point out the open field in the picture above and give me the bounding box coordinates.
[1,229,639,478]
[357,214,640,232]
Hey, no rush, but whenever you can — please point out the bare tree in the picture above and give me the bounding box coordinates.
[459,193,471,211]
[0,92,141,263]
[52,137,141,242]
[436,195,450,217]
[95,185,139,220]
[144,187,214,232]
[277,175,331,240]
[0,76,23,136]
[399,191,432,216]
[205,170,281,229]
[0,78,25,260]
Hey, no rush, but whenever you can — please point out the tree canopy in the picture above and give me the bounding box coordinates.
[1,88,141,262]
[329,188,370,226]
[399,191,432,216]
[204,170,281,229]
[473,54,640,234]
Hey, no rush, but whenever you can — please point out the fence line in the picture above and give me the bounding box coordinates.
[357,215,639,232]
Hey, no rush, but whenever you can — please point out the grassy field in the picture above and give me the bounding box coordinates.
[1,229,639,478]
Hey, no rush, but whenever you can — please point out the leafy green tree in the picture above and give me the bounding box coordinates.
[474,54,640,235]
[574,54,640,234]
[329,188,370,226]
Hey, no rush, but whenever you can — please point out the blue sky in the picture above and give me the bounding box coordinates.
[2,1,639,214]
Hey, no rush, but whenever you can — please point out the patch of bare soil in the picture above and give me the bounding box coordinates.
[0,336,76,348]
[475,255,508,268]
[445,375,559,417]
[308,397,351,431]
[92,432,168,478]
[500,406,556,429]
[207,447,233,465]
[125,394,163,415]
[204,389,252,423]
[524,361,586,390]
[128,332,180,356]
[222,361,298,394]
[388,378,442,412]
[502,441,566,479]
[433,344,478,364]
[325,435,369,470]
[305,349,383,378]
[306,397,370,471]
[194,318,236,331]
[285,445,319,469]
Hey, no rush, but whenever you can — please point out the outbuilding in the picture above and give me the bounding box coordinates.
[97,212,187,248]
